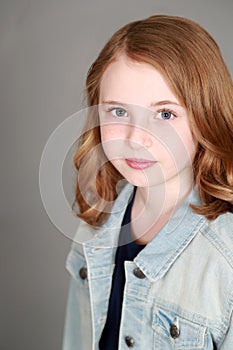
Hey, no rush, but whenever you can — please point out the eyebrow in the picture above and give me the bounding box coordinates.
[100,99,182,108]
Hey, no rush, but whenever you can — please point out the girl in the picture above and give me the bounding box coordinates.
[62,15,233,349]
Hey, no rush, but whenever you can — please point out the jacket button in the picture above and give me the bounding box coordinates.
[125,336,135,348]
[79,267,87,280]
[133,267,146,279]
[170,324,180,339]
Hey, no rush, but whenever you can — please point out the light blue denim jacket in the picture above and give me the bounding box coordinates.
[62,184,233,350]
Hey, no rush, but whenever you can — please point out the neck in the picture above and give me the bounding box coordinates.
[131,167,194,244]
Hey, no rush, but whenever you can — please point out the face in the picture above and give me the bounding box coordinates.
[98,55,196,188]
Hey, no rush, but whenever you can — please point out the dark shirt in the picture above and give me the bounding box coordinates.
[99,187,146,349]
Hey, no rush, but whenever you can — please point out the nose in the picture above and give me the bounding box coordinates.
[126,125,153,150]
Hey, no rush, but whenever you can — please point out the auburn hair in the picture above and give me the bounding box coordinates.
[72,14,233,226]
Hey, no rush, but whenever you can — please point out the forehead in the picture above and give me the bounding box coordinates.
[99,56,179,107]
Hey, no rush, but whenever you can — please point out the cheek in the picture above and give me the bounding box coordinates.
[100,125,124,142]
[100,125,125,160]
[171,121,197,161]
[152,127,196,171]
[172,134,196,174]
[180,132,197,161]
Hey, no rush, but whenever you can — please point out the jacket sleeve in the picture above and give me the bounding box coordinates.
[219,311,233,349]
[62,246,93,350]
[62,278,82,350]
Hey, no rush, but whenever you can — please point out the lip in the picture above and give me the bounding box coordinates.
[125,158,157,170]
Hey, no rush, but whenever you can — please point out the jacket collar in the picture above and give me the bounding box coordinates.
[134,187,206,281]
[73,183,206,282]
[72,182,134,250]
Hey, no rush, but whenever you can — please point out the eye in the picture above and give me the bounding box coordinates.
[107,107,128,118]
[156,110,176,120]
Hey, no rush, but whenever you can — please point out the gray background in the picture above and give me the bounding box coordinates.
[1,0,232,349]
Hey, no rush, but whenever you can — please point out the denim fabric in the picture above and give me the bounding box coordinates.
[62,184,233,350]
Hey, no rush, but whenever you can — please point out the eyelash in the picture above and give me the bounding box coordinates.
[157,109,178,120]
[106,107,127,118]
[106,106,178,120]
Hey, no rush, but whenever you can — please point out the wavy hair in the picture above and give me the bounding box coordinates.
[72,15,233,226]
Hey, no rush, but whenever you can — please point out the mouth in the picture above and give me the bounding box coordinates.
[125,158,157,170]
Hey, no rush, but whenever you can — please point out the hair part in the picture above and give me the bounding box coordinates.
[72,14,233,226]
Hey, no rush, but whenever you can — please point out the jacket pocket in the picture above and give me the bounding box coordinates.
[152,305,207,349]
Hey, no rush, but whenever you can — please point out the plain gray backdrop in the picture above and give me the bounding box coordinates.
[1,0,233,349]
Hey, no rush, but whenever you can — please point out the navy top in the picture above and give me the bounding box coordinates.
[99,187,146,349]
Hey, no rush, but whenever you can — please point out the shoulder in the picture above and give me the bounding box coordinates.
[200,212,233,269]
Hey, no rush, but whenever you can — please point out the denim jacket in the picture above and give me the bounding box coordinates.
[62,184,233,350]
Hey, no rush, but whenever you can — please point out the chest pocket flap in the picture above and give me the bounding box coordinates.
[152,305,207,349]
[66,249,88,285]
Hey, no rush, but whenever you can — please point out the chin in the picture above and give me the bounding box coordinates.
[124,175,150,188]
